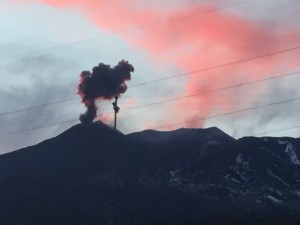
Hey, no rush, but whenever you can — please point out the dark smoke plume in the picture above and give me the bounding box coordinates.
[77,60,134,124]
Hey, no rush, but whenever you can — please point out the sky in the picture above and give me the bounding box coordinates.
[1,0,300,153]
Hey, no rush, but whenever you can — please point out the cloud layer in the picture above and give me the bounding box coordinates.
[26,0,300,128]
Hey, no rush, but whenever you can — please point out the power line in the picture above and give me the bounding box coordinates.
[0,97,79,117]
[0,119,77,137]
[1,95,300,137]
[120,71,300,112]
[147,96,300,131]
[1,65,299,118]
[2,31,300,116]
[0,0,255,62]
[48,70,300,116]
[0,96,131,117]
[253,125,300,136]
[2,42,299,117]
[129,45,300,88]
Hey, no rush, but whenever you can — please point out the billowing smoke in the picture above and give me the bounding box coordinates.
[77,60,134,124]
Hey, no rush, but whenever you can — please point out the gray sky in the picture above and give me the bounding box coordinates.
[1,0,300,153]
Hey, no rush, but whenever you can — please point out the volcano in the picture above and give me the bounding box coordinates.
[1,122,300,225]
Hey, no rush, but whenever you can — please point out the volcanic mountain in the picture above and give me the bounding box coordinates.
[1,121,300,225]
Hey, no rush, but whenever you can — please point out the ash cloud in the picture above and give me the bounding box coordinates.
[77,60,134,124]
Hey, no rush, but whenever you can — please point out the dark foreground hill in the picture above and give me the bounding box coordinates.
[1,121,300,225]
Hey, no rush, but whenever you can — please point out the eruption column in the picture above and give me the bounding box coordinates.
[77,60,134,124]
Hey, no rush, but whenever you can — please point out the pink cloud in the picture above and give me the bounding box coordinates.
[22,0,300,128]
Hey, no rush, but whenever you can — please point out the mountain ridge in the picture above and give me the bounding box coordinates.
[1,122,300,225]
[127,126,235,145]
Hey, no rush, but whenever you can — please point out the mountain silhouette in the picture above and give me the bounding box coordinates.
[1,122,300,225]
